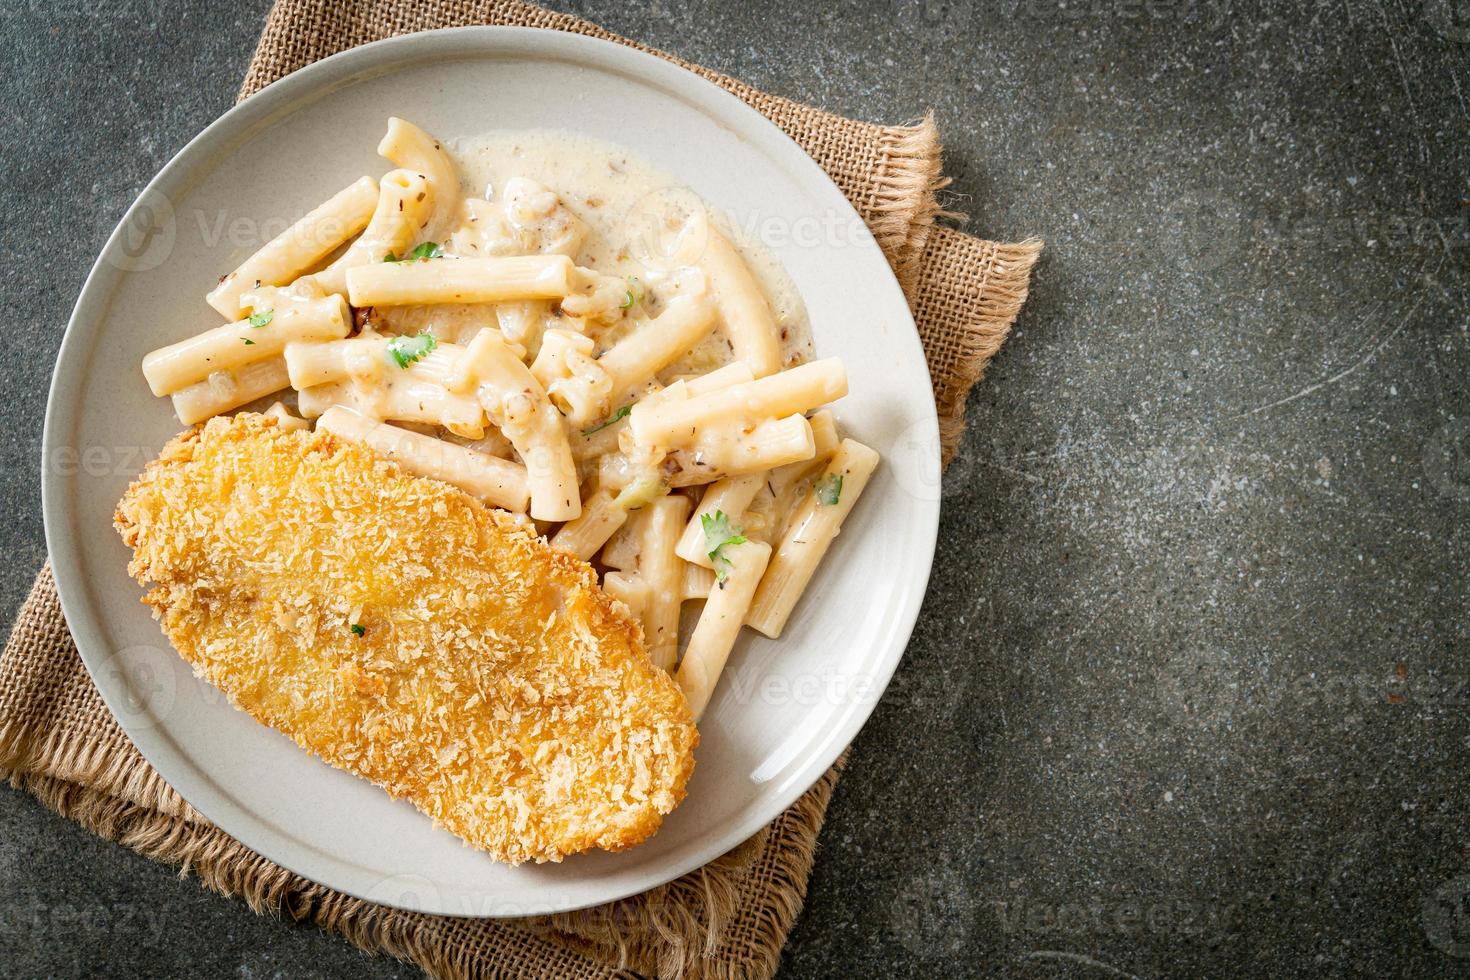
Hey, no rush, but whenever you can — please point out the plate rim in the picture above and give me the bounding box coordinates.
[42,24,941,916]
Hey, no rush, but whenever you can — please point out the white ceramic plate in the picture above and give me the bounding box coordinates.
[43,27,941,916]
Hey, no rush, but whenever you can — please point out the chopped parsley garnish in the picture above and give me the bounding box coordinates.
[620,276,642,310]
[384,241,444,262]
[243,339,256,346]
[349,623,366,637]
[815,473,843,506]
[581,403,633,436]
[701,509,748,583]
[247,309,274,328]
[385,332,438,368]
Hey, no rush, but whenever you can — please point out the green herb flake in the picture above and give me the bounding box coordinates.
[247,309,274,328]
[349,623,366,637]
[385,332,438,369]
[619,276,643,310]
[581,403,633,436]
[701,509,748,583]
[815,473,843,506]
[243,339,256,346]
[386,241,444,262]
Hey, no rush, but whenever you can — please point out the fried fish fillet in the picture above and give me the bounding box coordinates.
[115,413,697,865]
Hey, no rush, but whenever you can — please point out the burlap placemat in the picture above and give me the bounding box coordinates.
[0,2,1040,977]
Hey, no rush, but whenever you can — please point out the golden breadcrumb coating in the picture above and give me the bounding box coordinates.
[114,413,696,865]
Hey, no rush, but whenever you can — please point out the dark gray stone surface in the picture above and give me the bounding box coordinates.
[2,1,1467,977]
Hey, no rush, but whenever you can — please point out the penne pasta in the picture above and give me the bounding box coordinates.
[762,409,843,535]
[206,177,378,320]
[263,401,310,431]
[598,296,718,400]
[602,571,652,622]
[694,213,784,378]
[675,539,772,719]
[283,335,463,390]
[451,328,580,521]
[746,440,880,638]
[284,338,371,390]
[304,170,435,296]
[377,117,462,242]
[346,254,578,307]
[143,296,350,397]
[495,300,552,353]
[665,414,816,487]
[295,376,486,439]
[169,357,291,425]
[675,474,764,567]
[682,561,716,601]
[531,329,608,423]
[544,295,718,426]
[572,413,628,462]
[550,485,628,560]
[628,358,846,449]
[639,495,690,671]
[598,505,644,573]
[136,119,884,753]
[315,406,528,512]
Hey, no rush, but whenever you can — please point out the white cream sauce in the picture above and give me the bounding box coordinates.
[444,130,814,374]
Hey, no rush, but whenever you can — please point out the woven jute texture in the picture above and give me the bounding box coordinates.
[0,2,1040,978]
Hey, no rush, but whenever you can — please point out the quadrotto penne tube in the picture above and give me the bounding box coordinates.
[747,439,881,638]
[346,255,577,307]
[315,406,529,512]
[143,295,351,397]
[206,177,379,320]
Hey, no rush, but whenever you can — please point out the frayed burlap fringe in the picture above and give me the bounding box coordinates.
[913,232,1044,464]
[0,1,1040,977]
[866,113,949,299]
[1,710,198,825]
